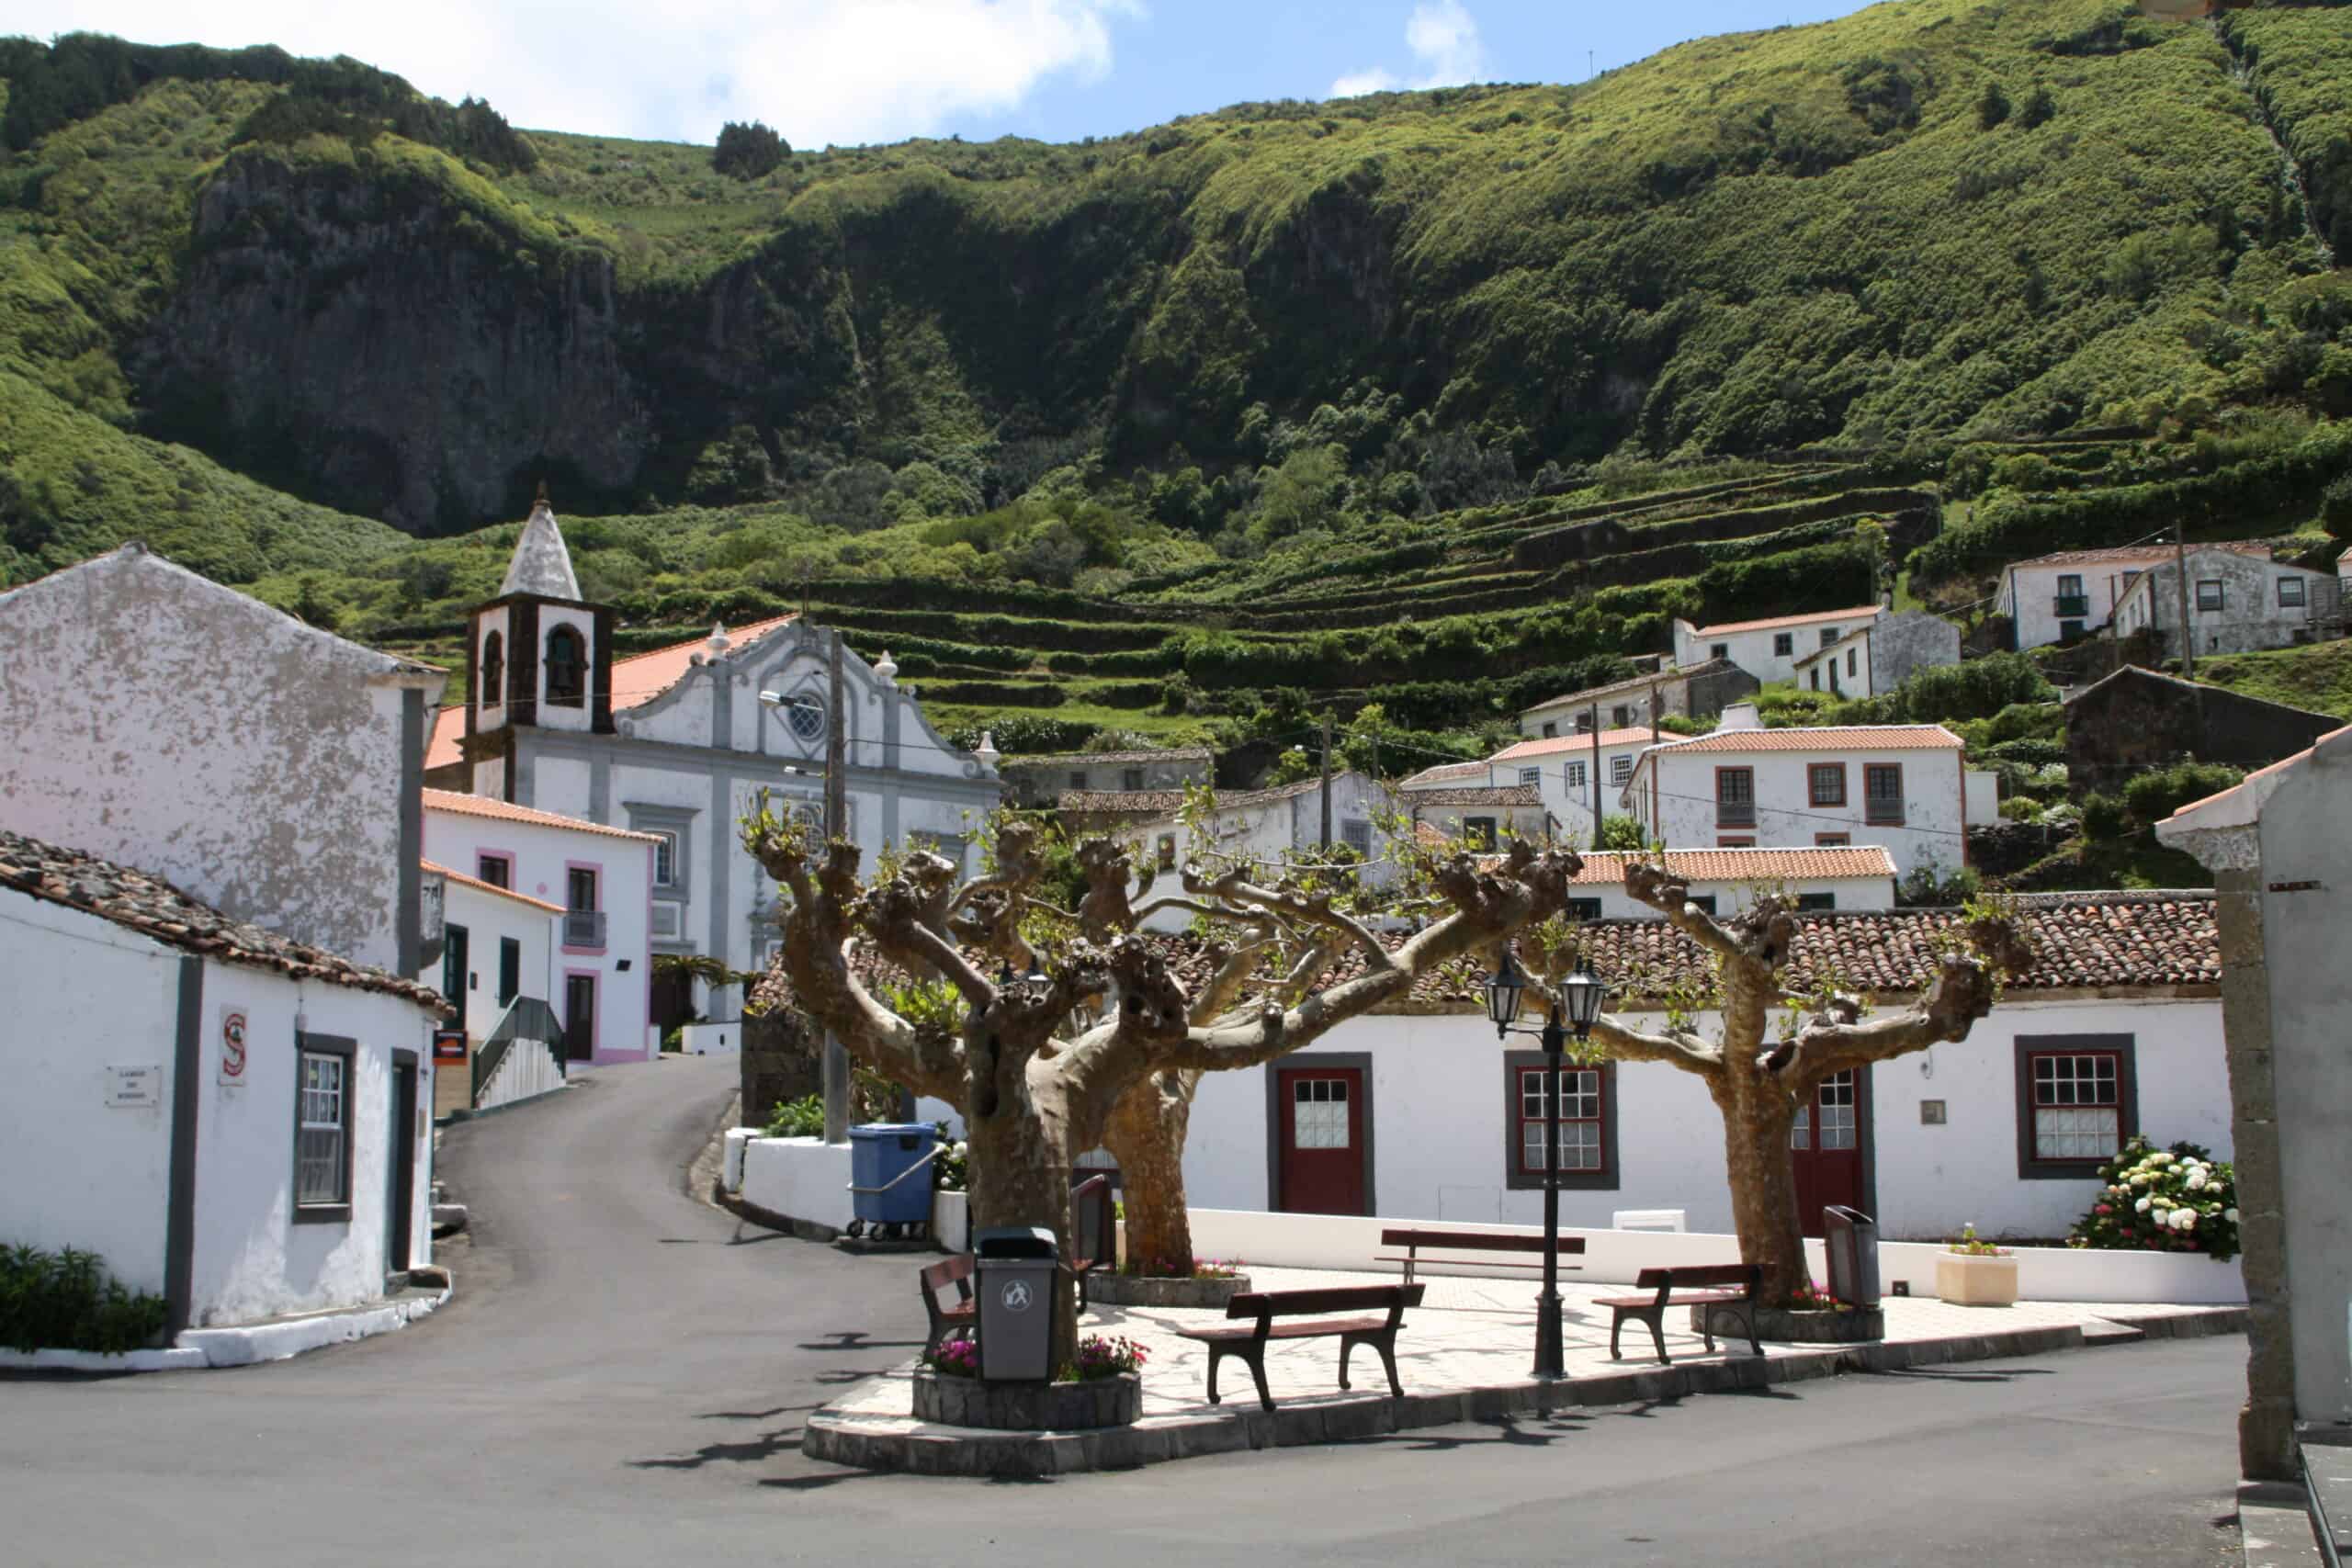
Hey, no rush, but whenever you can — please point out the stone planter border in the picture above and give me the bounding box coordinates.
[911,1370,1140,1430]
[1082,1271,1252,1310]
[1690,1303,1886,1344]
[1936,1250,2021,1307]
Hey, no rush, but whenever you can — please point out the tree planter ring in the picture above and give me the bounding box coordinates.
[911,1370,1141,1429]
[1082,1272,1252,1310]
[1690,1303,1886,1343]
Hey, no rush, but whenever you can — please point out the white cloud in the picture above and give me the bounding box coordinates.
[30,0,1145,147]
[1329,0,1487,99]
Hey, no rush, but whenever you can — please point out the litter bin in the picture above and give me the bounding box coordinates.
[1824,1205,1882,1309]
[974,1225,1058,1382]
[848,1122,937,1236]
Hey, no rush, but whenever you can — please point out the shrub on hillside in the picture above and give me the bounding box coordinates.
[713,120,787,178]
[2121,762,2243,827]
[2323,474,2352,542]
[1872,653,2056,726]
[2081,793,2130,841]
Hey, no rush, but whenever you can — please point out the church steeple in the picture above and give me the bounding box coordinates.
[500,481,582,602]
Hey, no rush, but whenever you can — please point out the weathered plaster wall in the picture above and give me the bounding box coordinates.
[1871,611,1962,695]
[0,549,441,973]
[0,895,178,1294]
[2256,744,2352,1427]
[2120,553,2334,659]
[1637,743,1968,879]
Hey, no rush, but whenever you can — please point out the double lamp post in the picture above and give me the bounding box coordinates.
[1484,948,1609,1381]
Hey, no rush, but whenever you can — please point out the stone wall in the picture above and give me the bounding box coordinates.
[2065,668,2337,799]
[1871,610,1962,695]
[1684,664,1760,720]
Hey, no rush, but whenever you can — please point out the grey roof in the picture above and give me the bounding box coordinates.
[1520,658,1741,718]
[500,494,583,601]
[1396,759,1491,790]
[0,828,452,1013]
[1002,747,1215,769]
[1405,785,1544,807]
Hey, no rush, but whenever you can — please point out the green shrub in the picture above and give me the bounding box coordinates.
[1998,795,2042,822]
[0,1242,168,1354]
[2323,474,2352,542]
[2081,794,2130,840]
[764,1095,825,1138]
[2067,1137,2236,1260]
[1984,736,2064,767]
[2122,762,2244,827]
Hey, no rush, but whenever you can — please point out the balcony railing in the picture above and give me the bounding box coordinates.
[563,908,606,948]
[1864,800,1905,827]
[2052,594,2090,618]
[1716,801,1757,829]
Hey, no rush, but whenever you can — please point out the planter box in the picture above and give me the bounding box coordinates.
[1082,1271,1252,1310]
[911,1370,1140,1430]
[1937,1251,2020,1307]
[932,1189,968,1253]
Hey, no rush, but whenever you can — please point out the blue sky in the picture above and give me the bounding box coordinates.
[30,1,1877,149]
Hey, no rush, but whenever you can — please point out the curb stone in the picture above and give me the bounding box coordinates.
[801,1308,2244,1478]
[0,1279,452,1374]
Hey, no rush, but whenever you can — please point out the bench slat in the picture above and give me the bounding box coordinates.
[1174,1315,1391,1344]
[1379,1229,1588,1256]
[1226,1283,1425,1319]
[1632,1264,1758,1292]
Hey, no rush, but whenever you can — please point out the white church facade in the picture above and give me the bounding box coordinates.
[426,491,1002,1029]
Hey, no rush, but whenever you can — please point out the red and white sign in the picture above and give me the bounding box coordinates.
[218,1007,249,1088]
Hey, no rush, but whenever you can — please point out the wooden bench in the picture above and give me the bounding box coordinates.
[1172,1284,1425,1412]
[1594,1264,1762,1365]
[1376,1227,1587,1285]
[918,1253,977,1357]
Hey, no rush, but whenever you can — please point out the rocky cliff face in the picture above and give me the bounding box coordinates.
[135,153,656,531]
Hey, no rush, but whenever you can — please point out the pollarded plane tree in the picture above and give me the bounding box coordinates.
[741,803,1583,1364]
[1518,862,2030,1307]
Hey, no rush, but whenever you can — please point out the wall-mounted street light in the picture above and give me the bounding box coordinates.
[1485,947,1611,1380]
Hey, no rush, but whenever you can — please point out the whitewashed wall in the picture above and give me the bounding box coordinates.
[1634,742,1968,879]
[1674,610,1881,686]
[425,877,558,1043]
[423,806,653,1062]
[0,897,181,1294]
[1181,996,2229,1245]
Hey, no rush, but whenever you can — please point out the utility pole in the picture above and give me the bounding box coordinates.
[1589,706,1603,850]
[821,628,852,1144]
[2173,520,2197,681]
[1319,711,1334,849]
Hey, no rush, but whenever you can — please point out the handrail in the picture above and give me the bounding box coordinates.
[845,1141,944,1195]
[473,996,565,1104]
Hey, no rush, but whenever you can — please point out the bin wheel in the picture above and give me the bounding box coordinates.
[846,1219,866,1239]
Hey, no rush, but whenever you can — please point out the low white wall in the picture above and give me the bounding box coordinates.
[681,1022,740,1055]
[478,1038,564,1112]
[738,1136,854,1232]
[933,1189,968,1252]
[1186,1209,2244,1304]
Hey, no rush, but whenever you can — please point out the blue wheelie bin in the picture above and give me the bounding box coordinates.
[847,1122,938,1238]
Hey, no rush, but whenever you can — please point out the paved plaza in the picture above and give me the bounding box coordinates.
[807,1264,2245,1473]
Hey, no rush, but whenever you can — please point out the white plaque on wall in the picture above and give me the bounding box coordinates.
[107,1066,162,1109]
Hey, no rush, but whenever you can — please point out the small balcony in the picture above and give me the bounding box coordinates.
[1716,801,1757,829]
[2052,594,2090,619]
[1864,800,1905,828]
[563,909,606,949]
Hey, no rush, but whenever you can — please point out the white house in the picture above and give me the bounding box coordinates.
[418,861,564,1119]
[997,746,1214,809]
[1671,605,1883,687]
[1999,543,2271,651]
[1793,625,1871,697]
[1487,728,1658,842]
[422,789,656,1066]
[0,544,447,976]
[424,491,1001,1031]
[1553,846,1898,919]
[1515,659,1758,738]
[1621,711,1970,880]
[2110,546,2338,660]
[1,829,446,1335]
[1178,891,2227,1244]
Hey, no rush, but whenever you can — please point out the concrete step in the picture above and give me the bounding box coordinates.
[2242,1493,2325,1568]
[2306,1438,2350,1568]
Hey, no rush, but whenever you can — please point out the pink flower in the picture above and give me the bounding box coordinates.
[2094,1204,2112,1215]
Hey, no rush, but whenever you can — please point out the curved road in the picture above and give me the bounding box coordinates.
[3,1055,2245,1567]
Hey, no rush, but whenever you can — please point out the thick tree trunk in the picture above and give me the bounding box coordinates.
[962,1061,1082,1369]
[1714,1077,1808,1308]
[1102,1070,1198,1277]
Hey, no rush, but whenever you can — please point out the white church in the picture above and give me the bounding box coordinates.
[425,491,1003,1030]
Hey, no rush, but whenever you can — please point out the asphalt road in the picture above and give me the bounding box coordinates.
[0,1055,2245,1568]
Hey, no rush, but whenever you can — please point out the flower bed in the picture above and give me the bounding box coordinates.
[2067,1138,2238,1259]
[1693,1280,1883,1344]
[912,1333,1145,1428]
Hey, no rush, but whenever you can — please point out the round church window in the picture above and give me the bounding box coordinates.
[784,694,826,742]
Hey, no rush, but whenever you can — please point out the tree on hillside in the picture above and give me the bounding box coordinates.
[2019,84,2056,130]
[713,119,787,179]
[741,807,1581,1362]
[1976,81,2010,130]
[1532,864,2025,1303]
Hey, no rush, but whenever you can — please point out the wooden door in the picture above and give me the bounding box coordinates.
[1790,1069,1865,1237]
[1276,1066,1365,1215]
[563,973,596,1062]
[388,1060,416,1275]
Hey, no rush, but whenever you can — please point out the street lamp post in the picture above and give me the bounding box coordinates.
[1486,948,1609,1380]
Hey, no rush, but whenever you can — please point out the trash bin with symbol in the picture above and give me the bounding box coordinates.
[974,1224,1058,1382]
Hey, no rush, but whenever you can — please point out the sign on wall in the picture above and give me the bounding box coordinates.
[218,1007,249,1088]
[106,1066,162,1109]
[433,1029,468,1064]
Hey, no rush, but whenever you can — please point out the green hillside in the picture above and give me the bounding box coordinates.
[3,3,2352,761]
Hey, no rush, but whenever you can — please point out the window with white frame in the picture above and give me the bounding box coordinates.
[2016,1036,2136,1178]
[294,1039,354,1215]
[650,830,678,888]
[1565,760,1588,789]
[2197,580,2224,613]
[2278,576,2307,608]
[1505,1055,1615,1190]
[1610,754,1634,786]
[1519,767,1541,787]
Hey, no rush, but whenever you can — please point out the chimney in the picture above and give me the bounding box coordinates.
[1716,701,1763,732]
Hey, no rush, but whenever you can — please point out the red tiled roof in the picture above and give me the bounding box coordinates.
[1644,724,1961,756]
[423,615,800,770]
[1565,848,1896,885]
[423,859,565,915]
[2007,543,2269,571]
[750,890,2219,1017]
[1396,759,1492,789]
[423,788,662,842]
[0,829,452,1012]
[1493,728,1660,761]
[1686,605,1880,637]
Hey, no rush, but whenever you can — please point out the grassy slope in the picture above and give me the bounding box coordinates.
[2185,637,2352,716]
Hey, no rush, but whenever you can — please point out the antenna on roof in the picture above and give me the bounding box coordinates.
[535,479,549,507]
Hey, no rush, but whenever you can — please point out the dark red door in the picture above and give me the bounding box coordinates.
[1790,1070,1865,1237]
[1276,1067,1365,1214]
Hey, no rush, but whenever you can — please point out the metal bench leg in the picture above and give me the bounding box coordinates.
[1610,1311,1625,1360]
[1738,1303,1762,1359]
[1244,1347,1274,1413]
[1646,1310,1670,1367]
[1205,1345,1226,1405]
[1698,1307,1716,1356]
[1374,1332,1403,1399]
[1338,1335,1355,1391]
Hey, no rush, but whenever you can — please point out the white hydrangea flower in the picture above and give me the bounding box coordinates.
[2134,1197,2152,1213]
[2187,1169,2207,1190]
[2173,1209,2196,1232]
[2225,1208,2239,1224]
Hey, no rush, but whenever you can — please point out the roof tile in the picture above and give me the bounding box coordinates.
[1644,724,1962,756]
[423,788,662,842]
[1687,605,1881,637]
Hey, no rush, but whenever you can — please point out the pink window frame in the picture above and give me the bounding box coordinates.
[561,859,605,954]
[475,850,515,889]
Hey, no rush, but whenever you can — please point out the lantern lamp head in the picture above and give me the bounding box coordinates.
[1484,947,1529,1038]
[1560,969,1608,1039]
